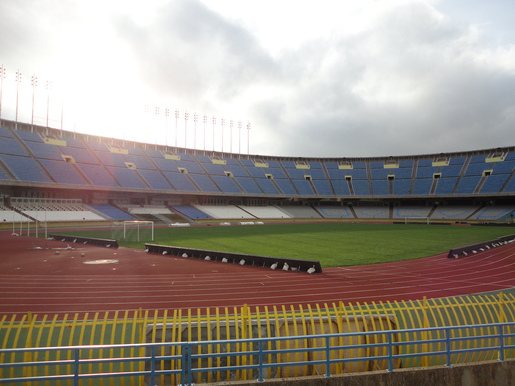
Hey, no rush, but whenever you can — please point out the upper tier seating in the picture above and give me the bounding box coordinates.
[1,127,514,200]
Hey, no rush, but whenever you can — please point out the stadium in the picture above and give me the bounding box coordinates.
[1,117,515,385]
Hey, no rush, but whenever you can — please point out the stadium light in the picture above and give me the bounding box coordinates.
[165,108,170,146]
[31,75,38,131]
[238,121,242,154]
[46,80,52,129]
[154,106,160,145]
[15,70,22,129]
[194,113,198,149]
[221,118,226,154]
[0,64,6,119]
[174,109,179,148]
[212,116,216,152]
[247,121,251,155]
[230,120,234,154]
[184,111,189,148]
[203,115,207,150]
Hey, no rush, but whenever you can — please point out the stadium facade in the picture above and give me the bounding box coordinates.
[0,118,514,223]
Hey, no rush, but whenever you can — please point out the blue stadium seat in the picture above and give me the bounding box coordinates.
[211,175,243,194]
[0,138,29,156]
[176,160,204,174]
[392,179,411,195]
[371,180,389,196]
[123,155,156,170]
[331,180,351,196]
[224,164,249,177]
[234,177,263,194]
[14,130,44,142]
[440,164,463,177]
[105,167,147,189]
[152,158,179,172]
[39,159,88,185]
[392,168,412,179]
[0,126,13,138]
[479,175,510,194]
[96,152,127,167]
[163,172,198,192]
[370,169,389,180]
[455,176,481,194]
[286,168,306,180]
[292,180,315,195]
[312,180,333,195]
[62,147,98,164]
[171,205,211,219]
[256,179,280,195]
[275,179,297,195]
[464,163,492,176]
[0,154,53,183]
[347,169,367,180]
[76,163,119,188]
[412,179,433,195]
[434,178,458,195]
[23,141,63,160]
[352,180,370,195]
[202,163,227,176]
[416,166,438,178]
[307,169,326,179]
[189,174,221,193]
[88,204,133,220]
[265,167,287,179]
[139,170,174,190]
[327,169,347,179]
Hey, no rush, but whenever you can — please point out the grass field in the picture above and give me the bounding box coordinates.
[62,222,515,267]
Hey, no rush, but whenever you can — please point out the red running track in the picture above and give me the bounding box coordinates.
[1,232,514,318]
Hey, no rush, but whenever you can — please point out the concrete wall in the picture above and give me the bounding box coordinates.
[209,359,515,386]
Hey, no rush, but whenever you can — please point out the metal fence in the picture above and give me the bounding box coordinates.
[1,293,515,384]
[0,322,514,385]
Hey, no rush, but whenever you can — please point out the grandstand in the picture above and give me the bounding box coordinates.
[1,118,515,385]
[0,119,514,225]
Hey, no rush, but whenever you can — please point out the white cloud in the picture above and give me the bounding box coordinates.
[0,0,514,157]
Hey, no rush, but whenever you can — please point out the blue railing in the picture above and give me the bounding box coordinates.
[1,322,514,385]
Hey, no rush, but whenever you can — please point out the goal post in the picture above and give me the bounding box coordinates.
[404,217,430,225]
[111,220,154,242]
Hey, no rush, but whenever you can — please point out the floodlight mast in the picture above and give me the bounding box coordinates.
[15,70,22,129]
[0,64,5,119]
[31,74,37,131]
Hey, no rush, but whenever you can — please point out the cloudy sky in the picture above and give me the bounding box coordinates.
[1,0,514,158]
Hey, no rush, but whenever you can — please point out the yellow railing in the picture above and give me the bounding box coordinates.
[1,293,514,385]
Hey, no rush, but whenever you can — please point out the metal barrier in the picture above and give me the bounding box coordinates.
[1,322,514,385]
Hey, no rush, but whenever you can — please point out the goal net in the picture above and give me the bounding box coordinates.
[111,220,154,242]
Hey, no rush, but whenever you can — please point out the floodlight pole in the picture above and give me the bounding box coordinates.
[203,115,207,150]
[238,121,242,154]
[221,118,225,154]
[46,80,52,129]
[174,109,179,149]
[15,70,22,129]
[154,106,160,145]
[193,113,198,149]
[0,65,6,120]
[184,111,189,149]
[230,120,234,154]
[212,116,216,152]
[247,121,251,154]
[31,75,37,132]
[165,108,170,147]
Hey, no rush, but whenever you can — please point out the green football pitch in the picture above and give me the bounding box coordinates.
[62,222,515,267]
